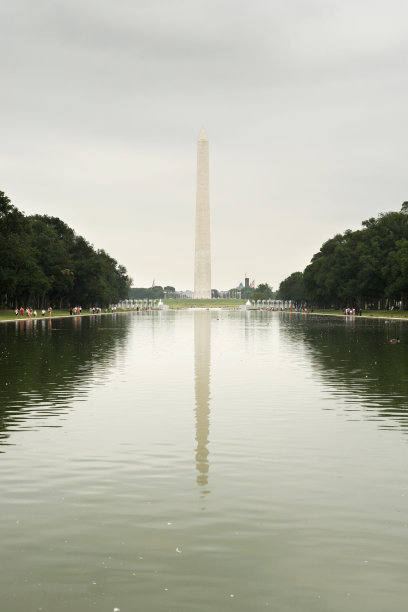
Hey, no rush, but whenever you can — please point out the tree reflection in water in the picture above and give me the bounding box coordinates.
[0,315,131,447]
[280,313,408,430]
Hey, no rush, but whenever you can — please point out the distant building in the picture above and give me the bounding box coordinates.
[218,290,241,299]
[164,289,193,299]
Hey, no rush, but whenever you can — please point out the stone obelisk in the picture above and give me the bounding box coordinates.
[194,127,211,299]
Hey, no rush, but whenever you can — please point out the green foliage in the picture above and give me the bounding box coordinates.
[164,285,175,292]
[248,282,274,301]
[255,283,273,299]
[283,202,408,308]
[240,287,253,299]
[382,239,408,306]
[0,191,132,308]
[129,286,164,299]
[251,291,267,301]
[278,272,307,303]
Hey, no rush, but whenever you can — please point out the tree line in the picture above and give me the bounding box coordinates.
[223,283,275,300]
[0,190,132,308]
[278,202,408,309]
[129,284,276,300]
[128,286,171,299]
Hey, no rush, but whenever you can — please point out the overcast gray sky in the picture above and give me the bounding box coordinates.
[1,0,407,291]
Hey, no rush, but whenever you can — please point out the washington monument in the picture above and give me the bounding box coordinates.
[194,127,211,299]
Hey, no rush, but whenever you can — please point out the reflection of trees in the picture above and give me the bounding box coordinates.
[194,311,211,495]
[280,314,408,430]
[0,315,131,445]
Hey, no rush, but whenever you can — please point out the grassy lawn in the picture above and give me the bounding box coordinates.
[0,310,66,321]
[0,309,124,322]
[311,309,408,319]
[163,299,246,309]
[0,301,246,321]
[3,305,408,321]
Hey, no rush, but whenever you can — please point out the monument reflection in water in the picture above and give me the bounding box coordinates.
[194,310,211,496]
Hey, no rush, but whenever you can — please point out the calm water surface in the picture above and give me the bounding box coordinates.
[1,311,408,612]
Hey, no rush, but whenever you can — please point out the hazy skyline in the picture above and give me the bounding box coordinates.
[2,1,407,291]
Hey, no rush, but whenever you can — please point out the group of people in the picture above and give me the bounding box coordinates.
[15,307,52,317]
[15,305,118,318]
[343,307,363,316]
[89,306,118,314]
[69,306,82,315]
[69,306,118,315]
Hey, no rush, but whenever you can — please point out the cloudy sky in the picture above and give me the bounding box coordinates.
[1,0,407,291]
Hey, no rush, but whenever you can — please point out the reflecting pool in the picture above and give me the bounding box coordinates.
[1,311,408,611]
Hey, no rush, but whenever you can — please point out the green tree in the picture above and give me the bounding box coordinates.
[151,286,164,299]
[255,283,273,299]
[293,202,408,309]
[29,216,74,307]
[240,287,253,299]
[129,286,164,299]
[251,291,267,301]
[0,191,131,308]
[383,239,408,308]
[0,192,49,307]
[249,282,274,301]
[278,272,306,303]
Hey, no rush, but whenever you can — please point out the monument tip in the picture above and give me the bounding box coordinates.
[198,126,208,141]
